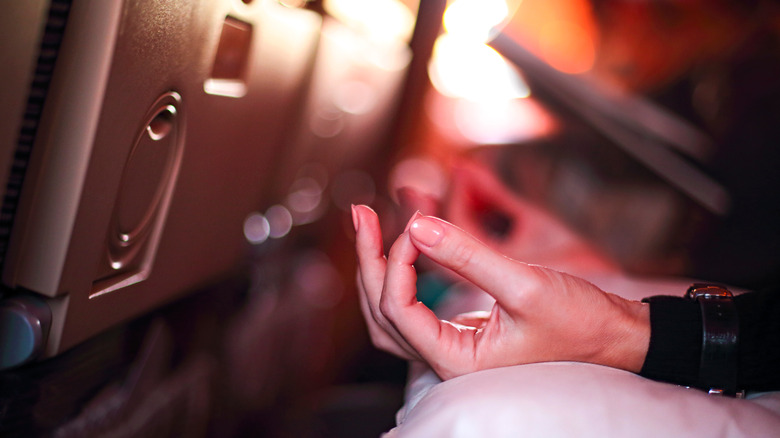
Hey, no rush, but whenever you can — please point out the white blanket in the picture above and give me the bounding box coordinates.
[386,362,780,437]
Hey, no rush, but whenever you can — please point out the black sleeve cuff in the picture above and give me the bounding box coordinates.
[639,295,702,388]
[734,288,780,391]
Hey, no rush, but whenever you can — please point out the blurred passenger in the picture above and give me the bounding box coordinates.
[353,0,780,396]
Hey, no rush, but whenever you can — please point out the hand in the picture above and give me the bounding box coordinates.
[353,204,650,380]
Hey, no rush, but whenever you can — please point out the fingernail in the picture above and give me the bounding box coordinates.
[410,217,444,247]
[403,210,421,233]
[351,204,360,232]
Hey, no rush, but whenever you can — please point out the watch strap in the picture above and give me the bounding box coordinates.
[685,284,743,397]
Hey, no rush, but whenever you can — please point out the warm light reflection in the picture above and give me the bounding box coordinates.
[203,79,248,98]
[277,0,308,7]
[538,18,595,74]
[452,97,553,144]
[428,34,529,102]
[443,0,509,42]
[332,80,377,115]
[501,0,597,74]
[425,89,554,146]
[324,0,416,43]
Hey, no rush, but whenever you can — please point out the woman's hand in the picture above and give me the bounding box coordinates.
[353,204,650,380]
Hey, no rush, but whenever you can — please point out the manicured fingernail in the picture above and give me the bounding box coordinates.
[410,217,444,247]
[351,204,360,232]
[404,210,421,233]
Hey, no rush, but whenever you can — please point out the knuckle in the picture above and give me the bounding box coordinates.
[520,264,548,292]
[448,241,476,272]
[378,297,395,321]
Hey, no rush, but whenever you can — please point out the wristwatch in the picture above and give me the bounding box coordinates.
[685,283,744,398]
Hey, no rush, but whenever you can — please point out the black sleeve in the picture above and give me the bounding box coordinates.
[639,287,780,393]
[638,296,702,388]
[734,287,780,391]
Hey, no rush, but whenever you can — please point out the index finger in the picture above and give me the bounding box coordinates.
[408,215,540,306]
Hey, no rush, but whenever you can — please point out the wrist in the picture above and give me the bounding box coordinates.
[599,297,651,373]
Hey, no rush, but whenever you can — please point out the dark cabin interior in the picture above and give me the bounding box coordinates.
[1,0,779,436]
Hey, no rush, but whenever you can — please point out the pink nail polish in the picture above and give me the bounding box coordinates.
[410,217,444,247]
[351,204,360,232]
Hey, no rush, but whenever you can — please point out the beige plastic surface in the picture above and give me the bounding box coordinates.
[3,0,322,355]
[0,1,50,233]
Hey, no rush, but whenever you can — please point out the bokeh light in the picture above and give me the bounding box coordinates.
[243,212,271,244]
[266,205,293,239]
[428,34,529,102]
[332,80,377,115]
[442,0,509,42]
[451,97,554,144]
[324,0,416,44]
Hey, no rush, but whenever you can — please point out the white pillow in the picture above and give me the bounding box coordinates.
[385,362,780,438]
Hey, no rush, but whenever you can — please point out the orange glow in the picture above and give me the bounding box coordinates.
[428,34,529,102]
[502,0,598,74]
[425,90,555,146]
[538,18,595,74]
[324,0,417,43]
[443,0,509,42]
